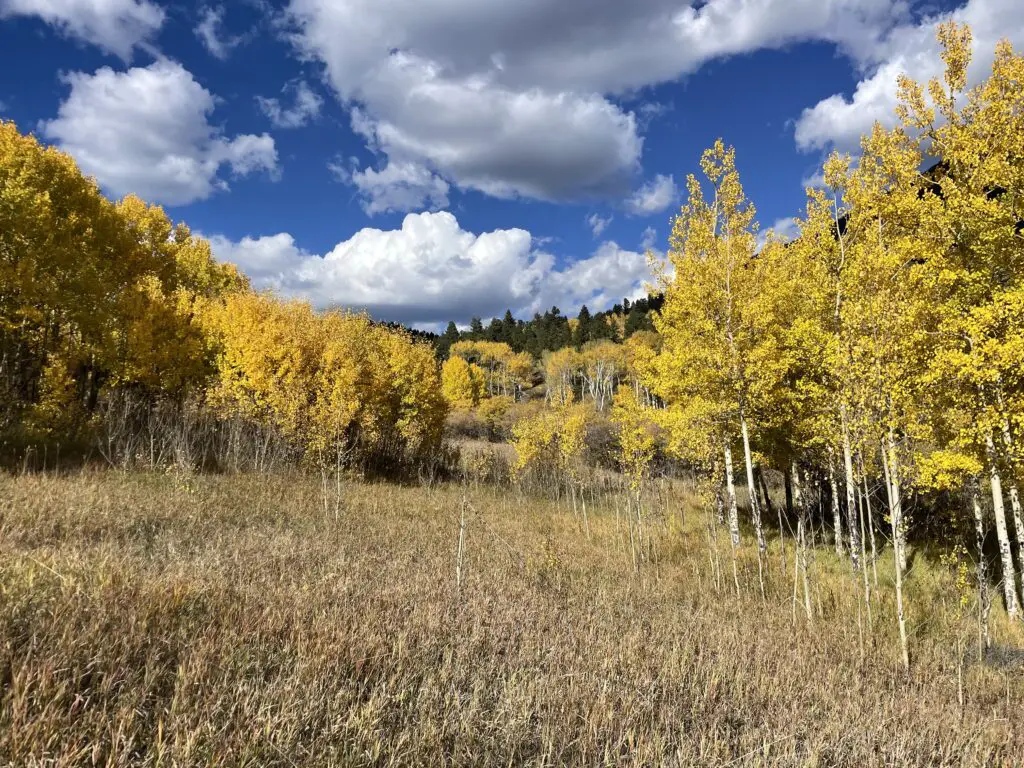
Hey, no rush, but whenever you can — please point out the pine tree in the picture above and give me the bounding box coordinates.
[575,305,592,348]
[437,320,461,359]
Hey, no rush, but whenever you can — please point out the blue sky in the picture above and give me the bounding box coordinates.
[0,0,1016,329]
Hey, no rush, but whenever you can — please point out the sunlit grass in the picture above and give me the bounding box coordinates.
[0,469,1021,765]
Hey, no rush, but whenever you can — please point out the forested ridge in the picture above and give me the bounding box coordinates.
[431,296,663,359]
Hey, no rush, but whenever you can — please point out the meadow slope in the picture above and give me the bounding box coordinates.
[0,470,1022,766]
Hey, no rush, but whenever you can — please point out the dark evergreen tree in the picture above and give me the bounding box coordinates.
[574,304,592,348]
[545,307,571,350]
[527,312,546,358]
[624,307,653,336]
[590,311,615,341]
[436,320,461,358]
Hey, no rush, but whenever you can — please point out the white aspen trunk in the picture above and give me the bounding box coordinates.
[724,442,741,596]
[724,441,740,548]
[985,433,1021,620]
[857,474,872,631]
[970,479,991,652]
[859,455,880,589]
[995,407,1024,573]
[998,416,1024,573]
[740,415,766,553]
[1007,480,1024,573]
[884,434,910,671]
[841,407,861,568]
[739,416,766,600]
[880,437,907,573]
[792,462,812,624]
[828,458,845,556]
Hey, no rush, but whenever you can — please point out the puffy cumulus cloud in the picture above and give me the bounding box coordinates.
[0,0,164,59]
[285,0,911,212]
[335,159,450,216]
[343,53,642,208]
[209,211,661,327]
[257,80,323,128]
[540,241,658,315]
[627,174,679,215]
[195,5,245,60]
[795,0,1024,152]
[42,60,279,206]
[286,0,906,99]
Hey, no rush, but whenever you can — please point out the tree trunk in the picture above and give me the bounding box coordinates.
[784,469,794,521]
[998,416,1024,574]
[880,437,907,574]
[1007,479,1024,574]
[985,433,1021,620]
[724,441,740,548]
[740,415,766,553]
[792,462,812,624]
[828,458,845,556]
[970,478,991,652]
[724,441,741,596]
[857,474,872,632]
[859,455,880,589]
[740,416,766,600]
[884,434,910,672]
[841,406,861,568]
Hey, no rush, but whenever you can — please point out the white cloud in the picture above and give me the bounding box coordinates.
[340,54,642,207]
[42,60,278,206]
[587,213,613,238]
[641,226,658,251]
[341,159,450,215]
[758,216,800,249]
[794,0,1024,152]
[0,0,164,59]
[770,216,800,241]
[257,80,323,128]
[627,174,679,215]
[285,0,912,209]
[195,5,245,60]
[800,169,826,189]
[209,211,660,326]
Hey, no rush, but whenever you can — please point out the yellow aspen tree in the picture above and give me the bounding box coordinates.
[542,347,583,406]
[899,24,1024,618]
[651,141,786,585]
[581,340,627,411]
[441,356,485,408]
[840,121,945,669]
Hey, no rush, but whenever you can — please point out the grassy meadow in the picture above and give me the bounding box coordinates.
[1,466,1021,766]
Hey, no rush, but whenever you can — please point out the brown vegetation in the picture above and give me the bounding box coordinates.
[1,468,1021,766]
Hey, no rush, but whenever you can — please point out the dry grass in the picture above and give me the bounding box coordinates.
[0,468,1022,766]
